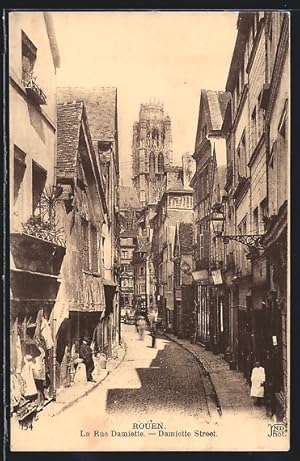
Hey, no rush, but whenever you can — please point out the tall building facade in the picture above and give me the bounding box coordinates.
[57,86,121,353]
[191,89,230,352]
[151,156,195,329]
[9,12,62,406]
[221,12,289,421]
[188,12,289,421]
[132,102,172,208]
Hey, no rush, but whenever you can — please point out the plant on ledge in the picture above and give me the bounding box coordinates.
[22,71,47,105]
[21,186,65,247]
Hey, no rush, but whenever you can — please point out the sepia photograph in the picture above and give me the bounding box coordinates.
[7,10,289,452]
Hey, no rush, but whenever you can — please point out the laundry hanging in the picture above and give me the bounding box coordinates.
[21,355,37,397]
[40,317,54,350]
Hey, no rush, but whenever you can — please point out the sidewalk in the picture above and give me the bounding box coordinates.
[41,344,126,419]
[164,333,269,421]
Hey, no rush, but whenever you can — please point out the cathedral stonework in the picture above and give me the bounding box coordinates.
[132,102,173,207]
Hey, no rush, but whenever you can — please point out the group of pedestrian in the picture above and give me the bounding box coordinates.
[135,315,157,348]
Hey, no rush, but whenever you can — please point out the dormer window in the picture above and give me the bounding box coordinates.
[98,141,112,153]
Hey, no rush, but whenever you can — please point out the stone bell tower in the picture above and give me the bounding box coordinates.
[132,100,173,208]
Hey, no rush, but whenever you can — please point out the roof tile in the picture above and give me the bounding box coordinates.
[56,102,83,178]
[57,87,117,141]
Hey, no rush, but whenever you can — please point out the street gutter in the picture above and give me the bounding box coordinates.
[163,333,222,420]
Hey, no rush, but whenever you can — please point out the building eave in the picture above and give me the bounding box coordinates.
[43,13,61,69]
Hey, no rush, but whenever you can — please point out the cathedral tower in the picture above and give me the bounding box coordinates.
[132,101,173,207]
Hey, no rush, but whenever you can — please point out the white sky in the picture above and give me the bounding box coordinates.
[52,11,238,182]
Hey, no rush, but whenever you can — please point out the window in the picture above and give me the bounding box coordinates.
[22,31,37,80]
[278,101,287,139]
[90,224,98,272]
[158,152,164,173]
[260,198,267,232]
[149,152,155,177]
[240,58,245,91]
[251,12,259,41]
[122,250,128,259]
[175,262,180,287]
[140,267,144,276]
[257,94,264,140]
[81,219,89,271]
[140,190,146,205]
[269,17,273,42]
[277,101,288,205]
[269,142,277,214]
[14,146,26,204]
[102,236,105,269]
[237,217,247,270]
[32,161,46,216]
[253,207,259,234]
[237,132,247,178]
[251,107,257,150]
[236,74,240,98]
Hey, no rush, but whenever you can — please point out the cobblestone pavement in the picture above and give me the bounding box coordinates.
[11,325,216,451]
[164,333,269,421]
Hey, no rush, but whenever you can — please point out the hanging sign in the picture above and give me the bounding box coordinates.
[175,288,182,300]
[212,269,223,285]
[191,270,209,282]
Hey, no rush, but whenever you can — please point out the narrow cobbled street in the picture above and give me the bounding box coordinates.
[12,325,219,451]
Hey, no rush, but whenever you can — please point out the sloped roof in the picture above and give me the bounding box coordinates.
[56,101,83,178]
[119,185,140,208]
[205,90,231,131]
[120,229,139,239]
[136,236,151,253]
[194,90,230,151]
[57,87,117,141]
[178,223,193,254]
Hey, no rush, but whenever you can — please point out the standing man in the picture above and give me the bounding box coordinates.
[136,316,146,341]
[79,337,96,382]
[151,322,157,348]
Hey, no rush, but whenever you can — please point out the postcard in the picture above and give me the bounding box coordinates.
[7,10,289,452]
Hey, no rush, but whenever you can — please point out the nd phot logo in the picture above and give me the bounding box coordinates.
[267,423,287,437]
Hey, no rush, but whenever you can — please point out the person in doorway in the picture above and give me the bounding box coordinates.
[265,377,277,419]
[79,337,95,382]
[250,361,265,405]
[136,316,146,341]
[151,322,157,348]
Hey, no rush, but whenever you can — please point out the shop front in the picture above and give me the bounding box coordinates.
[192,269,210,347]
[210,269,228,355]
[10,231,65,427]
[262,202,288,421]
